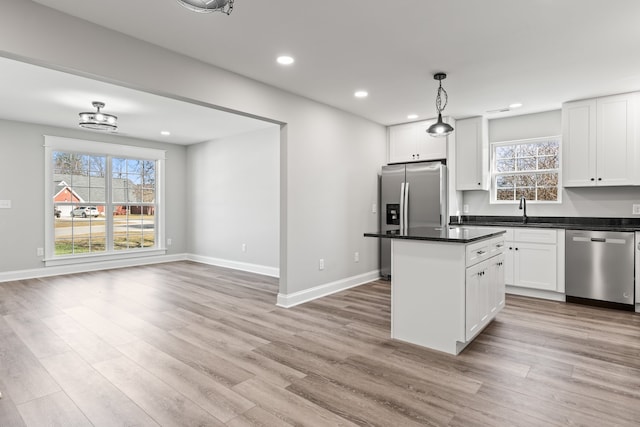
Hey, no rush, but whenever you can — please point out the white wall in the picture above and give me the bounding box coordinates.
[463,110,640,217]
[187,127,280,274]
[0,118,187,274]
[0,0,387,296]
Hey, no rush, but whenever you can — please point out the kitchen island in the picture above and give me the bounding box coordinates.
[365,226,506,355]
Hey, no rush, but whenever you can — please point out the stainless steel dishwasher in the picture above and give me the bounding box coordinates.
[565,230,635,310]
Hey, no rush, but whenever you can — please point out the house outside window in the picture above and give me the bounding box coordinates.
[45,136,165,265]
[491,136,561,203]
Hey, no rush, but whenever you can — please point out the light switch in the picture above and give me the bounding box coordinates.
[0,200,11,209]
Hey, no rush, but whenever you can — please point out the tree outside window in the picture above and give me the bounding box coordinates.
[492,137,560,203]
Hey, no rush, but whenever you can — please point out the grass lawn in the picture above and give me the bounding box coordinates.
[55,232,155,255]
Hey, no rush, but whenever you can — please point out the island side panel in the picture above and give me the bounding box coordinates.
[391,239,466,354]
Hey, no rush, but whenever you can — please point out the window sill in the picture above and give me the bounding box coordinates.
[45,248,167,267]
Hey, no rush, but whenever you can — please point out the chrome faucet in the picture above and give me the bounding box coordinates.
[519,196,527,223]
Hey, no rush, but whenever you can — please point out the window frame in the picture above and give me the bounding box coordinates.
[44,135,166,266]
[489,135,562,204]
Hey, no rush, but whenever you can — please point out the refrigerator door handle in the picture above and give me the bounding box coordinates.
[403,182,409,232]
[399,182,405,230]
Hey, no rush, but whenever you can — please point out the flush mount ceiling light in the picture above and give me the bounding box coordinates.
[78,102,118,132]
[354,90,369,98]
[426,73,454,137]
[176,0,234,14]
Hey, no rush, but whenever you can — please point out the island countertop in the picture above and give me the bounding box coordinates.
[364,226,506,243]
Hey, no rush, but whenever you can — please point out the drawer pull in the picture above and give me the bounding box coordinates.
[476,250,486,255]
[496,243,504,248]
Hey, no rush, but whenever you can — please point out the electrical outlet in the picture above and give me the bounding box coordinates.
[319,258,325,270]
[463,204,469,214]
[36,248,44,256]
[372,203,377,214]
[167,238,172,246]
[633,204,640,215]
[354,252,359,262]
[242,243,247,252]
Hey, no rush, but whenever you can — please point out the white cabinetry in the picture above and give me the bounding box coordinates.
[504,228,559,291]
[456,116,489,190]
[562,93,636,187]
[391,234,505,355]
[465,252,505,341]
[388,119,448,164]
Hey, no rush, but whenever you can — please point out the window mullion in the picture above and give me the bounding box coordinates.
[106,155,114,252]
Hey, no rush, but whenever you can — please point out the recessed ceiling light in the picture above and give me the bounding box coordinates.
[354,90,368,98]
[509,103,523,109]
[160,131,171,136]
[407,114,418,120]
[277,56,295,65]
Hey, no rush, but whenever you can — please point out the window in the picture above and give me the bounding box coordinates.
[491,136,560,203]
[45,136,165,265]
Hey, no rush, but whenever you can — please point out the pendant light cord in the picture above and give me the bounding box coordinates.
[435,80,448,114]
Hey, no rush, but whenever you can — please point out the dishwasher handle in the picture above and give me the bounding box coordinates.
[590,237,606,242]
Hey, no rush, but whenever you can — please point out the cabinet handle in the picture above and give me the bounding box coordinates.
[598,177,602,181]
[476,250,486,255]
[508,247,513,250]
[416,154,420,159]
[496,243,504,248]
[590,178,595,181]
[477,182,481,186]
[515,247,519,251]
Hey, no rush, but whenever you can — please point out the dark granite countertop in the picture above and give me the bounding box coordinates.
[364,226,506,243]
[450,215,640,232]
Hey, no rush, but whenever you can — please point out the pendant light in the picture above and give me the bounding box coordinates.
[426,73,454,137]
[78,102,118,132]
[176,0,234,14]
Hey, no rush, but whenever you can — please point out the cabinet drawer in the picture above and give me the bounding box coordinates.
[466,237,505,267]
[514,228,557,244]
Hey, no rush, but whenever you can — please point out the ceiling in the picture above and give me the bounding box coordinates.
[0,56,277,145]
[9,0,640,141]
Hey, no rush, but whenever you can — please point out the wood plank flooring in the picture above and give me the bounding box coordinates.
[0,261,639,426]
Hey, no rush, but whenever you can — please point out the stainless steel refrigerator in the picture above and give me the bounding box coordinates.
[379,161,447,278]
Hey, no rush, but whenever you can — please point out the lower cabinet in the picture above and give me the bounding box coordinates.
[504,228,558,291]
[465,253,505,341]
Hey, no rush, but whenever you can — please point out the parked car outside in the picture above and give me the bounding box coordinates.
[70,206,99,218]
[54,207,61,218]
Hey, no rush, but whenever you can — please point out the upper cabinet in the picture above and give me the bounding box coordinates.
[562,93,637,187]
[388,119,448,164]
[455,116,488,191]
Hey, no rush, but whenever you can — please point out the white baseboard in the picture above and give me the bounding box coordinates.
[186,254,279,278]
[0,253,188,283]
[277,270,380,308]
[506,285,566,302]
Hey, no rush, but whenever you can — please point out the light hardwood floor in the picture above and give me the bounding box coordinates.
[1,261,639,426]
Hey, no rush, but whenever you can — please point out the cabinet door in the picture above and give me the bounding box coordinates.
[513,243,557,291]
[492,253,506,311]
[456,116,487,190]
[389,124,417,163]
[504,242,515,285]
[562,99,597,187]
[596,93,636,186]
[465,263,482,341]
[416,121,447,161]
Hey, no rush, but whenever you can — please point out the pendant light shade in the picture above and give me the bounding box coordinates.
[426,73,454,137]
[176,0,234,14]
[78,102,118,132]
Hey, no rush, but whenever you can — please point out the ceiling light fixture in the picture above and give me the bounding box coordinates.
[277,56,295,65]
[79,102,118,132]
[176,0,234,14]
[426,73,454,137]
[161,131,171,136]
[354,90,368,98]
[509,103,523,109]
[407,114,418,120]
